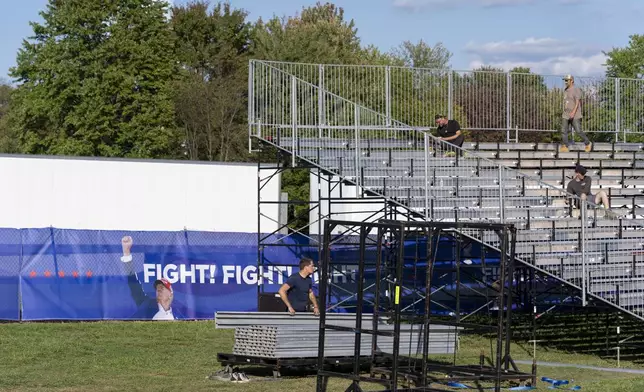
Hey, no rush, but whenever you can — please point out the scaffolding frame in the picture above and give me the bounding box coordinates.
[255,139,427,309]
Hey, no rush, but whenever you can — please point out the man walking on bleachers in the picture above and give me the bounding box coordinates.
[560,74,592,153]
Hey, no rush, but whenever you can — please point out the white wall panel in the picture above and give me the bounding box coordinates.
[0,155,280,233]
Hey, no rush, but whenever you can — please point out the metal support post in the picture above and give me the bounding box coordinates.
[316,221,332,392]
[385,66,391,127]
[581,200,587,306]
[424,133,430,218]
[615,78,621,143]
[498,167,505,223]
[448,71,453,119]
[291,76,297,167]
[354,105,361,196]
[248,60,255,153]
[319,64,325,137]
[506,73,512,143]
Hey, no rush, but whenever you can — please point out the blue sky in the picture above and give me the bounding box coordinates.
[1,0,640,82]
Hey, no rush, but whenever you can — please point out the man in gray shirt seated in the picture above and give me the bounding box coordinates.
[565,165,609,209]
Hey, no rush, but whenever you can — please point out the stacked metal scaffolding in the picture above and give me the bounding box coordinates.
[315,219,536,392]
[232,324,457,358]
[215,311,383,329]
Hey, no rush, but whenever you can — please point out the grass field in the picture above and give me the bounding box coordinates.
[2,320,644,392]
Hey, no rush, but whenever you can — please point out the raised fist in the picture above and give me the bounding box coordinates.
[121,236,133,255]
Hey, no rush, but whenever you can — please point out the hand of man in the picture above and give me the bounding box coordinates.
[313,307,320,316]
[121,236,133,255]
[287,306,295,315]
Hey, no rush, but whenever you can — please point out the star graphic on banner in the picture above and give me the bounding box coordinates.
[58,271,65,278]
[44,270,51,278]
[72,271,79,278]
[29,271,36,278]
[86,271,93,278]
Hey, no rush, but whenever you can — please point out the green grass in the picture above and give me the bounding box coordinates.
[2,321,644,391]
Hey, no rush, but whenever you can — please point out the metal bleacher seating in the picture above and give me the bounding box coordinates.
[467,142,644,217]
[249,60,644,321]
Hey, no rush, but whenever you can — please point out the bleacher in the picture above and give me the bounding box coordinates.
[287,135,644,317]
[249,60,644,321]
[467,142,644,216]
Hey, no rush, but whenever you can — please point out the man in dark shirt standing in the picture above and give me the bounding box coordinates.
[435,114,465,148]
[565,165,609,209]
[278,257,320,315]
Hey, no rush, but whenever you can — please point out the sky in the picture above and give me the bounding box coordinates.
[0,0,640,83]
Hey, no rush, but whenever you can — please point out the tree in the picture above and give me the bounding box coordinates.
[507,67,556,143]
[252,2,363,66]
[251,2,371,120]
[390,40,451,70]
[604,35,644,141]
[251,2,372,233]
[604,34,644,79]
[0,81,10,119]
[10,0,179,158]
[450,66,556,143]
[0,81,16,152]
[171,1,252,162]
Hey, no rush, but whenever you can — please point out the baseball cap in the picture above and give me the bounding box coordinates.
[575,164,587,175]
[563,74,573,81]
[154,278,173,293]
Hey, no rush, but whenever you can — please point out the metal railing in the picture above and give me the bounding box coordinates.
[258,60,644,143]
[249,59,644,321]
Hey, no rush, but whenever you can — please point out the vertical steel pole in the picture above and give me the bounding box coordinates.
[615,78,621,143]
[424,133,430,218]
[506,72,512,143]
[448,71,453,119]
[385,66,391,127]
[319,64,325,138]
[351,225,368,390]
[316,221,332,392]
[291,76,297,167]
[248,60,255,153]
[498,167,505,223]
[355,105,361,196]
[581,200,587,306]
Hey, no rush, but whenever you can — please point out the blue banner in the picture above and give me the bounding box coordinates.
[1,228,306,321]
[0,229,21,320]
[0,227,562,321]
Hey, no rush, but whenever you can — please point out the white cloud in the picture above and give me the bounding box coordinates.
[467,53,607,76]
[464,37,607,76]
[393,0,579,10]
[464,38,596,60]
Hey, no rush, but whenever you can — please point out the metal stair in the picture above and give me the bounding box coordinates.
[248,60,644,321]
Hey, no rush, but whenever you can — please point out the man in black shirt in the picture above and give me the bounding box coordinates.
[278,257,320,315]
[435,114,465,148]
[565,165,609,209]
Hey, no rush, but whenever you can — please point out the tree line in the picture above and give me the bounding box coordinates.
[1,1,642,159]
[0,1,642,230]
